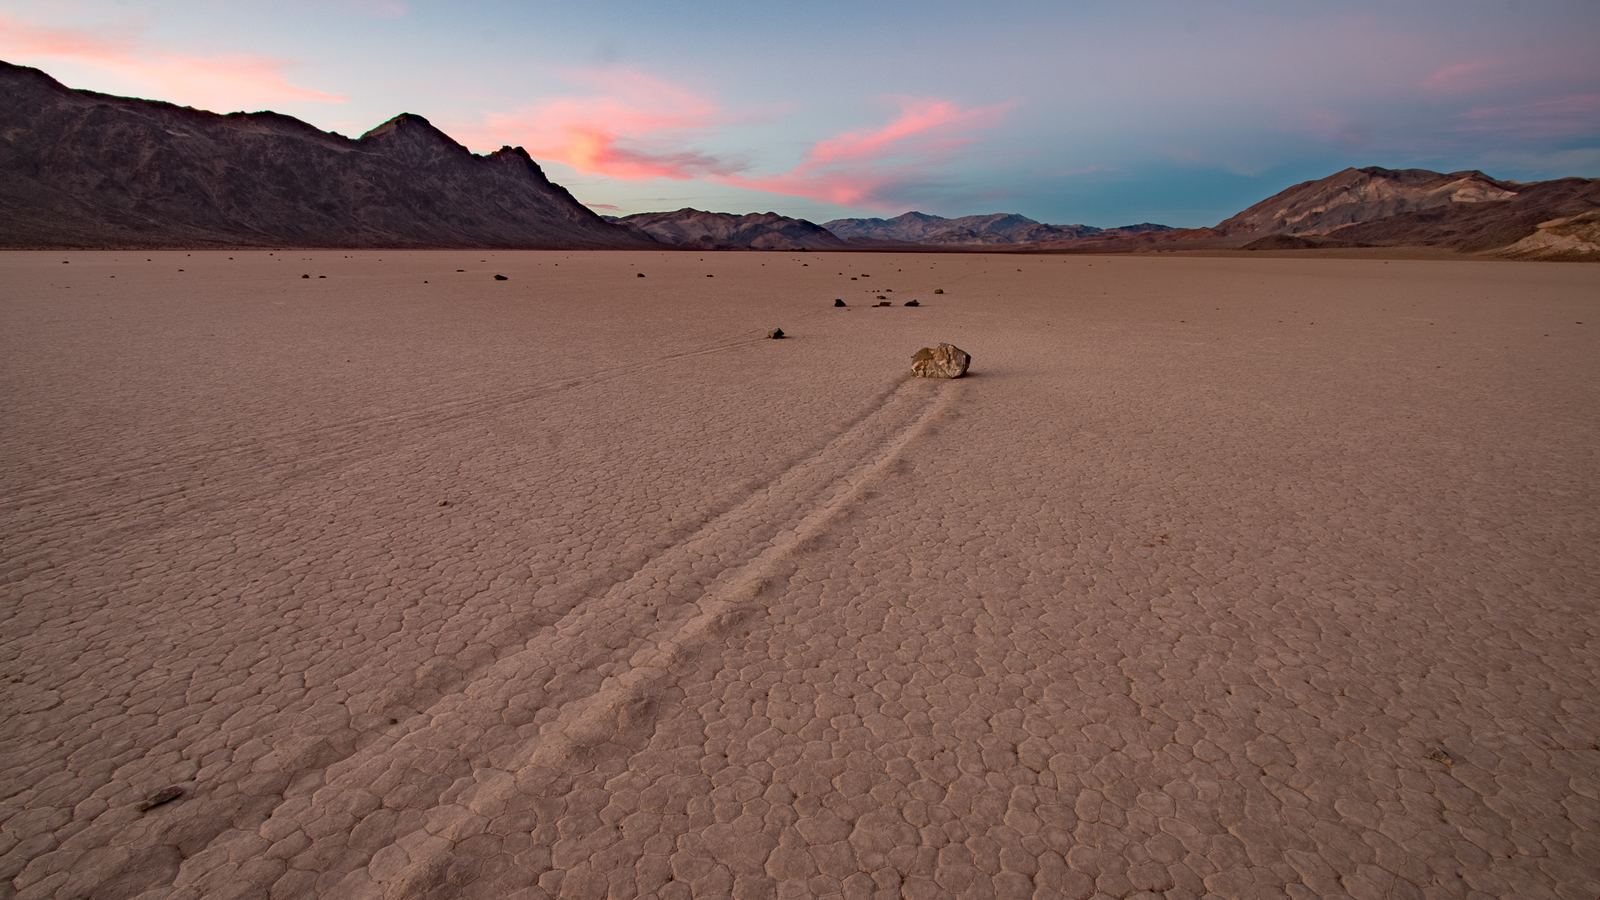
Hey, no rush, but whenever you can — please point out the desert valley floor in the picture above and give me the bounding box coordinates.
[2,251,1598,899]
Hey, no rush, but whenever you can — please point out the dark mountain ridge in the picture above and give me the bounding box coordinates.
[0,60,652,249]
[822,211,1171,245]
[611,208,846,250]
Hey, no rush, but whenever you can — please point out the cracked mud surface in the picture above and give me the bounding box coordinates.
[3,251,1598,898]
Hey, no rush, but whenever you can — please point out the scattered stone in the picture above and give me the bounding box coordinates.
[493,274,508,281]
[934,288,945,294]
[875,301,892,307]
[139,786,185,812]
[1426,747,1455,767]
[302,274,310,279]
[456,269,465,272]
[318,275,326,279]
[876,295,887,300]
[636,273,646,278]
[438,499,450,507]
[767,328,786,339]
[834,299,847,307]
[911,343,971,379]
[905,299,920,307]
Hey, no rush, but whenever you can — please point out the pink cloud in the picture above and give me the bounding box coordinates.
[463,69,1013,210]
[461,67,736,180]
[725,98,1015,209]
[584,202,623,212]
[1422,60,1500,94]
[1457,93,1600,139]
[0,14,343,107]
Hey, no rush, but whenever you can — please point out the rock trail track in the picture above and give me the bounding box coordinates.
[3,251,1598,899]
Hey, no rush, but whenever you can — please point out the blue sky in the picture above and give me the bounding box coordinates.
[4,1,1598,226]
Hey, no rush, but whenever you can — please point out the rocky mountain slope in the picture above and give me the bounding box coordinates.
[1216,166,1521,237]
[1323,176,1600,252]
[1492,210,1600,261]
[821,212,1170,245]
[611,209,846,250]
[0,61,651,249]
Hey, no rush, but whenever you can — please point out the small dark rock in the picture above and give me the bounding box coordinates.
[767,328,785,339]
[494,274,508,281]
[139,786,186,812]
[438,499,450,507]
[904,299,920,307]
[875,301,892,307]
[933,288,944,294]
[302,274,310,279]
[636,273,646,278]
[834,299,847,308]
[1426,747,1455,767]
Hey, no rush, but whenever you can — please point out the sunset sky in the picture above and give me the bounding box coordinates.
[4,1,1598,227]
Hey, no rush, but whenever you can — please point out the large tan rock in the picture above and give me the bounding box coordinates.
[911,343,971,379]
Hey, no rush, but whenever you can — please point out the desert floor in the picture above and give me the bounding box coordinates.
[2,251,1597,899]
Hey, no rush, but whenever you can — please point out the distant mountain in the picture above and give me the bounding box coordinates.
[1081,166,1599,258]
[612,209,847,250]
[1215,166,1522,237]
[821,212,1171,245]
[0,60,651,249]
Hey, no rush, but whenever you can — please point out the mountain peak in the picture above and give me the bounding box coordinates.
[360,113,459,146]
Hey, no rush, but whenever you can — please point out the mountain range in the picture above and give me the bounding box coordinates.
[822,212,1172,245]
[0,61,648,249]
[609,209,847,250]
[2,60,1595,258]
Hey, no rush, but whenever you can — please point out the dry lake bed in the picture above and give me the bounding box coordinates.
[2,250,1598,899]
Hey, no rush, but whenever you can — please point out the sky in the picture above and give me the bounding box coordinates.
[3,1,1599,228]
